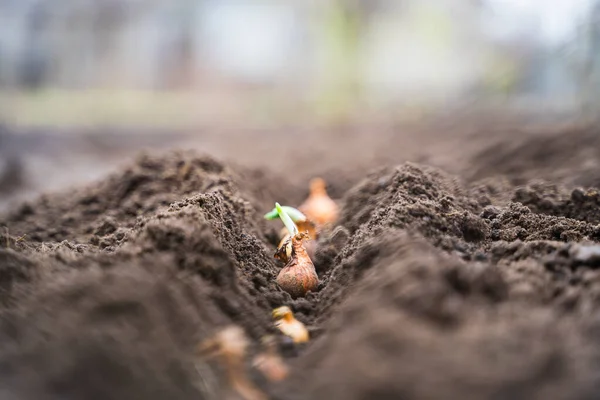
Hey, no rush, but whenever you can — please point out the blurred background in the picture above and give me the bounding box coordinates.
[1,0,600,209]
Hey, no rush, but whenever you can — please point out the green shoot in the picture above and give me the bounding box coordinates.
[276,203,298,236]
[264,206,306,222]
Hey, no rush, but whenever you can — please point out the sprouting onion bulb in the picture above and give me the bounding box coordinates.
[276,203,298,236]
[275,232,318,298]
[264,206,307,222]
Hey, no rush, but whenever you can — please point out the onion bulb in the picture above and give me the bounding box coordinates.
[272,306,309,343]
[275,231,318,298]
[299,177,339,227]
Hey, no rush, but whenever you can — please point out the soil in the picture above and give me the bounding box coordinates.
[3,117,600,399]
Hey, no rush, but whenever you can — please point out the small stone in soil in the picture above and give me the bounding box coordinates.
[570,244,600,267]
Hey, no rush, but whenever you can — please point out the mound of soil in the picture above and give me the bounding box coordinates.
[469,124,600,188]
[282,165,600,399]
[284,233,595,400]
[2,139,600,399]
[0,151,303,399]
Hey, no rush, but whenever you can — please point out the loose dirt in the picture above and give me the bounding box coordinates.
[2,119,600,399]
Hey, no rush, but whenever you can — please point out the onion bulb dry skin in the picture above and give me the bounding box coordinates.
[276,232,316,263]
[275,235,292,264]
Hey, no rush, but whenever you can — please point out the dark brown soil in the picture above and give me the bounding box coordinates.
[3,119,600,399]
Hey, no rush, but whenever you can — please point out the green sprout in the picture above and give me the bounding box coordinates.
[276,202,298,236]
[264,206,306,222]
